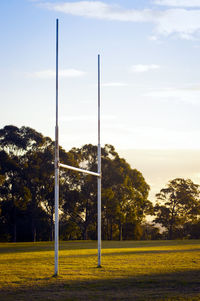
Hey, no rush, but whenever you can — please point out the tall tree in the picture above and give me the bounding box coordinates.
[62,144,151,240]
[101,148,152,240]
[0,125,152,242]
[154,178,200,239]
[0,149,31,241]
[0,125,44,156]
[0,126,53,241]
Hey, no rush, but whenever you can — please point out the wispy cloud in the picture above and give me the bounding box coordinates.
[29,0,46,2]
[41,1,155,22]
[148,35,159,41]
[40,1,200,39]
[154,0,200,7]
[130,64,160,73]
[102,82,128,87]
[154,9,200,38]
[144,86,200,104]
[102,122,200,149]
[60,114,117,122]
[27,69,86,79]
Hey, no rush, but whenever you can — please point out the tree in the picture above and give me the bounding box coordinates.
[61,144,101,240]
[154,178,200,239]
[0,125,44,157]
[101,145,152,240]
[61,144,152,240]
[0,148,32,241]
[0,125,54,241]
[0,125,152,242]
[183,220,200,239]
[141,222,162,240]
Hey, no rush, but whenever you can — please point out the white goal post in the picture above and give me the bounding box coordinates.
[54,19,102,276]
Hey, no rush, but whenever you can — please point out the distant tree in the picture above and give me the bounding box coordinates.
[154,178,200,239]
[141,222,162,240]
[183,220,200,239]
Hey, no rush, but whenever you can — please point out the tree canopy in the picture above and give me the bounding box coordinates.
[154,178,200,239]
[1,125,200,241]
[0,125,152,242]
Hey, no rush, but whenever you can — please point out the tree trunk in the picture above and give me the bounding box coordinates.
[84,205,88,240]
[32,219,37,242]
[110,221,113,240]
[83,227,88,240]
[168,224,173,240]
[34,227,37,242]
[13,207,17,242]
[119,222,122,241]
[13,223,17,243]
[51,208,54,241]
[106,218,109,240]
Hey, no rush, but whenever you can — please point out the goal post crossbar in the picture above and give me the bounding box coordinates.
[59,163,101,177]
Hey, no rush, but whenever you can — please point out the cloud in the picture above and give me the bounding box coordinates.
[102,120,200,150]
[130,64,160,73]
[148,35,159,41]
[60,114,117,122]
[29,0,47,2]
[41,1,155,22]
[154,0,200,7]
[41,1,200,39]
[144,86,200,104]
[27,69,86,79]
[102,82,128,87]
[154,9,200,37]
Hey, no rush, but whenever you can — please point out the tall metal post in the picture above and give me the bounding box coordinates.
[97,54,102,267]
[54,18,59,276]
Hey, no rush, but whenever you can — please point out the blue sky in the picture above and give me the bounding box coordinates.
[1,0,200,196]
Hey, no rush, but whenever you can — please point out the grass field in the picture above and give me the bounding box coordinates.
[0,240,200,300]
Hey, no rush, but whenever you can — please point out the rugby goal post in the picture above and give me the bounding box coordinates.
[54,19,102,276]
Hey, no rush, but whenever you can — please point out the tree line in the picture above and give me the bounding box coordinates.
[0,125,200,242]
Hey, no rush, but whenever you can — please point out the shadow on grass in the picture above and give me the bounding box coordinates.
[1,269,200,301]
[0,241,96,254]
[1,240,200,255]
[100,247,200,258]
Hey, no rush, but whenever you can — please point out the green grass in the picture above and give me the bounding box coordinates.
[0,240,200,300]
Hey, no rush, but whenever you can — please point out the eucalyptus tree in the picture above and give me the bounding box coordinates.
[0,125,152,242]
[22,138,53,241]
[101,147,151,240]
[154,178,200,239]
[0,149,31,241]
[61,144,151,240]
[0,125,53,241]
[61,144,99,240]
[0,125,44,156]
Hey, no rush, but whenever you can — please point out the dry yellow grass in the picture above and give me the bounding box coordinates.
[0,240,200,300]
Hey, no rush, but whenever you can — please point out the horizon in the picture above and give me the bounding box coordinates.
[2,121,200,203]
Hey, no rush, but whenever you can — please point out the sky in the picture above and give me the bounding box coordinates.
[1,0,200,201]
